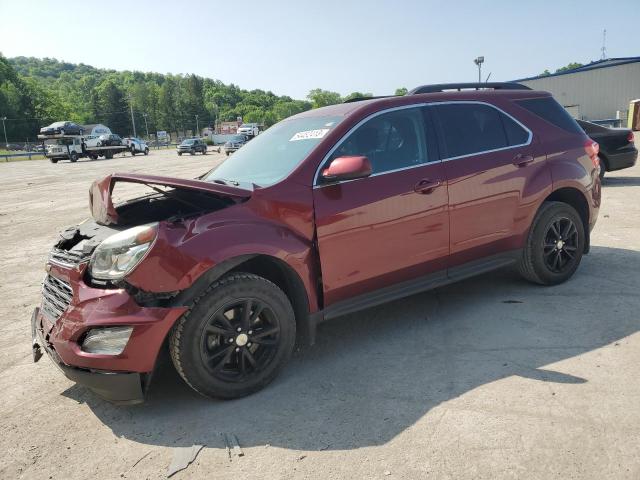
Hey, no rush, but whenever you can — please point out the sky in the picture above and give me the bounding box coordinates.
[1,0,638,100]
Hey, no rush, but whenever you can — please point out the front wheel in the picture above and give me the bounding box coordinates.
[49,158,58,164]
[169,273,296,400]
[190,149,195,156]
[518,201,585,285]
[178,152,182,156]
[144,148,149,155]
[69,152,78,162]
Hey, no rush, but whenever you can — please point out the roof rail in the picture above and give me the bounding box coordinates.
[343,95,394,103]
[407,82,531,95]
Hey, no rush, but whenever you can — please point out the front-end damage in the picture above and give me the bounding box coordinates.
[32,173,254,403]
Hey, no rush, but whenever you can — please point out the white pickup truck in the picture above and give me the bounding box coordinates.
[236,123,261,138]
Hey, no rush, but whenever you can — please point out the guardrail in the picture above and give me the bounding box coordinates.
[0,152,45,161]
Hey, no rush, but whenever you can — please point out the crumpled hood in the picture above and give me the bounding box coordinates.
[89,173,252,225]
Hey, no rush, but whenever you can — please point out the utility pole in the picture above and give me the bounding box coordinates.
[128,95,137,137]
[142,113,150,139]
[1,117,7,148]
[474,56,484,83]
[195,115,200,136]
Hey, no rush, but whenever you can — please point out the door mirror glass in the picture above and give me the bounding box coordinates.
[321,156,372,181]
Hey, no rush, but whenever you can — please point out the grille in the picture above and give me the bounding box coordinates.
[49,247,88,268]
[41,274,73,321]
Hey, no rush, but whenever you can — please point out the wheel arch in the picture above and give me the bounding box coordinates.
[170,254,316,345]
[542,187,591,253]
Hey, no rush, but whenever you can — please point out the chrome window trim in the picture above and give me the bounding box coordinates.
[312,100,533,188]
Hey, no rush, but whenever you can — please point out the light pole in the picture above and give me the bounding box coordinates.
[474,56,484,83]
[142,113,150,139]
[128,95,137,137]
[195,115,200,136]
[1,117,7,148]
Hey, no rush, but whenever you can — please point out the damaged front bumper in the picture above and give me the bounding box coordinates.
[32,308,145,404]
[32,261,187,404]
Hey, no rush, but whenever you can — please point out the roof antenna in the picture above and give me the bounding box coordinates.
[601,29,607,60]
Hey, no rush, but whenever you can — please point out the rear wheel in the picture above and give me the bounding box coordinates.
[170,273,296,400]
[144,148,149,155]
[69,152,78,162]
[49,158,58,164]
[518,201,585,285]
[190,149,195,156]
[178,152,182,156]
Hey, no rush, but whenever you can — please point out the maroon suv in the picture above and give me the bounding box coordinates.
[31,83,601,404]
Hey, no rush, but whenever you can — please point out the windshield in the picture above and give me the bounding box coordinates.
[203,115,342,187]
[229,135,245,142]
[181,139,195,145]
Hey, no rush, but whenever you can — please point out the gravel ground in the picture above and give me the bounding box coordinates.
[1,144,639,479]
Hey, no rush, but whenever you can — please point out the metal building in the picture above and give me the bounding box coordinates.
[514,57,640,123]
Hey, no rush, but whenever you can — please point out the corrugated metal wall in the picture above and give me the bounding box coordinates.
[520,62,640,121]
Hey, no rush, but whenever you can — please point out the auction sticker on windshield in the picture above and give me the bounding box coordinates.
[289,128,330,142]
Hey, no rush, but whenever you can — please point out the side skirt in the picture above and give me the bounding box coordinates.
[318,249,522,323]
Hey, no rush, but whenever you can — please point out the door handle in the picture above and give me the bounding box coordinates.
[512,154,535,167]
[414,178,442,194]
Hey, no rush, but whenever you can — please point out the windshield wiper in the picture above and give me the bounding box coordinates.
[212,178,240,186]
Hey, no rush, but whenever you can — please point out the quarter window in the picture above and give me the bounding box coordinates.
[326,107,429,176]
[501,113,530,146]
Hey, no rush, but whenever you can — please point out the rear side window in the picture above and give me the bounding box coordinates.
[501,114,530,145]
[516,97,583,134]
[432,103,509,158]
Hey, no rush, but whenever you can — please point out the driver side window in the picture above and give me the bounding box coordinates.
[328,107,429,175]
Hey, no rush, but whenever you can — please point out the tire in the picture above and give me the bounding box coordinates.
[49,158,58,164]
[598,156,606,182]
[190,149,195,156]
[226,152,230,156]
[170,273,296,400]
[59,129,65,136]
[105,152,113,160]
[131,146,136,156]
[97,141,102,147]
[178,152,182,156]
[518,201,585,285]
[144,148,149,155]
[69,152,78,162]
[202,148,207,155]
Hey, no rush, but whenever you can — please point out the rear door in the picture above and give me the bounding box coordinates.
[313,106,449,306]
[429,101,544,267]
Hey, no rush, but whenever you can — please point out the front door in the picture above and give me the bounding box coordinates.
[313,106,449,306]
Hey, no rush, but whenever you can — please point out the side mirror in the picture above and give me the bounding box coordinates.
[321,156,372,182]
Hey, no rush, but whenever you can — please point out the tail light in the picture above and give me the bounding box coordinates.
[584,139,600,168]
[628,131,635,143]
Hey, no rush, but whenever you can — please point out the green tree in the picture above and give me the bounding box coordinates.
[307,88,342,108]
[343,92,373,102]
[394,87,408,96]
[92,79,130,135]
[555,62,583,73]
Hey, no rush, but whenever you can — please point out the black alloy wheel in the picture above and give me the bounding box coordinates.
[199,298,280,382]
[542,217,579,274]
[170,273,296,399]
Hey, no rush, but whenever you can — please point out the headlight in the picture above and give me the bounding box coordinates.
[89,223,158,280]
[82,326,133,355]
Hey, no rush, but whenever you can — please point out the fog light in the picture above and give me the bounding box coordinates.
[81,326,133,355]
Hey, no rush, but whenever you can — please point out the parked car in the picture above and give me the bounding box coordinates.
[97,134,123,147]
[124,137,149,155]
[177,138,207,155]
[576,119,637,180]
[237,123,260,138]
[31,82,601,404]
[39,121,83,136]
[223,134,248,156]
[83,124,112,148]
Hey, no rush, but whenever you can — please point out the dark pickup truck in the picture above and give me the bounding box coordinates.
[577,120,637,180]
